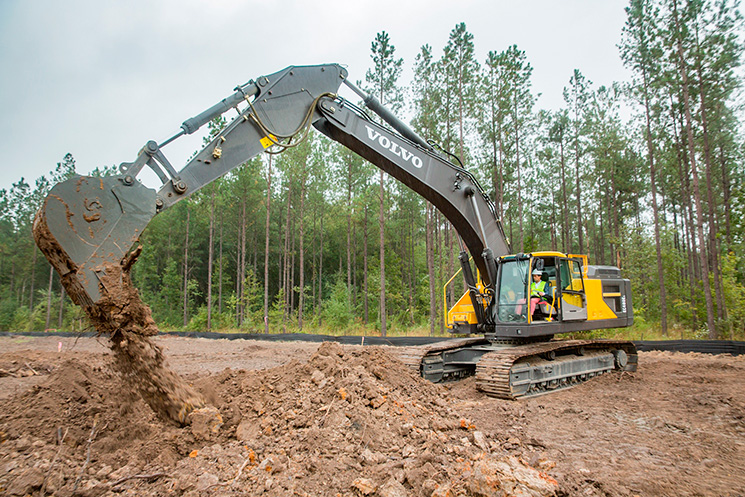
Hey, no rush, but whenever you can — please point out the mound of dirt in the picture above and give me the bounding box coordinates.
[0,342,558,497]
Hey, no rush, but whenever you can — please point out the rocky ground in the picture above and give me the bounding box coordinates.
[1,335,744,496]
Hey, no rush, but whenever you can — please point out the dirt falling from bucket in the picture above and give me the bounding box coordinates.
[109,329,204,424]
[33,211,203,425]
[82,256,203,425]
[84,255,204,425]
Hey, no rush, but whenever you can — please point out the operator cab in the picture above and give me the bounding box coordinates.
[495,252,588,325]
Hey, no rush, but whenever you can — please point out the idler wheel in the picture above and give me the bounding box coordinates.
[613,349,628,369]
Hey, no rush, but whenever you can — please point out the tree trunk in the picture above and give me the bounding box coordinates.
[58,286,65,328]
[694,31,726,326]
[672,0,716,338]
[445,223,452,310]
[560,136,570,253]
[641,53,668,335]
[611,152,621,268]
[363,203,369,324]
[240,196,247,325]
[290,215,296,318]
[311,204,318,319]
[318,204,324,323]
[515,97,524,251]
[282,180,293,333]
[28,248,37,311]
[264,156,272,334]
[436,212,444,333]
[45,265,54,330]
[298,171,307,330]
[379,171,387,336]
[718,144,732,245]
[353,219,358,311]
[598,191,606,265]
[670,97,698,329]
[236,197,245,326]
[183,206,190,328]
[426,203,436,336]
[207,189,215,330]
[219,220,223,315]
[498,123,506,221]
[347,160,353,312]
[9,262,15,307]
[410,210,416,324]
[574,146,583,255]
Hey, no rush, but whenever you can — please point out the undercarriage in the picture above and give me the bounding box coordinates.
[394,336,637,400]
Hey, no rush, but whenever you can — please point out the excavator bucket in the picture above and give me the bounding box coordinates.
[33,175,156,309]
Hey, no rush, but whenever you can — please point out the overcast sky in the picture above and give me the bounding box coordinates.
[0,0,633,191]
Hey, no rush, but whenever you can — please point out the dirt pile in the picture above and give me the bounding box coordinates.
[0,342,559,496]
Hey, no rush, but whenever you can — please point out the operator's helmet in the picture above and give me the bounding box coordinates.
[532,269,542,276]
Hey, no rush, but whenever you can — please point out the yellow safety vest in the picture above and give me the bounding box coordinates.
[530,279,548,297]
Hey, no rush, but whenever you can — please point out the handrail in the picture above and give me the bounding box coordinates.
[442,256,476,329]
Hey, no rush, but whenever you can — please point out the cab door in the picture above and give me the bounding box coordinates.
[558,257,588,321]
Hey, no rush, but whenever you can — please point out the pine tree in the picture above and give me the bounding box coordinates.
[563,70,592,254]
[365,31,403,336]
[622,0,670,334]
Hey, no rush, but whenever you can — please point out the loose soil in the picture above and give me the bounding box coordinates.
[1,335,744,496]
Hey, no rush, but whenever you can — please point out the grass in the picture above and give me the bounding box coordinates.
[567,322,743,342]
[4,320,742,342]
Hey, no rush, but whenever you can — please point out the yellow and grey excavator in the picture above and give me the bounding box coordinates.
[34,64,636,400]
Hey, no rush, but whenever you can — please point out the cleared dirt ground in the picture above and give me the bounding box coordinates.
[1,335,744,496]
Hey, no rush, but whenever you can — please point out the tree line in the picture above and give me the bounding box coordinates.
[1,0,743,339]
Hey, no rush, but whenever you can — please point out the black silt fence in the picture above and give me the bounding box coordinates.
[2,331,744,355]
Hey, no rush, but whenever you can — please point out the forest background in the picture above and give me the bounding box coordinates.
[1,0,743,340]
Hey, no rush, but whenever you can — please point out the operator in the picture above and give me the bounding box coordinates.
[515,269,550,318]
[530,269,549,300]
[515,269,549,316]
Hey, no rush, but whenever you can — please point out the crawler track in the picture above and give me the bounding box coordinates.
[475,339,637,399]
[393,338,637,400]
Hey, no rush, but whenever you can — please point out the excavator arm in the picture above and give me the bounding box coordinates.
[34,63,508,329]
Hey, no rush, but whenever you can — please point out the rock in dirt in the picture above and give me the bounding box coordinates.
[6,467,44,496]
[467,457,558,497]
[379,478,409,497]
[196,472,220,491]
[352,477,377,495]
[473,430,490,452]
[235,417,260,440]
[188,406,223,440]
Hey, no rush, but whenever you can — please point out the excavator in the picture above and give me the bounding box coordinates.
[34,63,636,402]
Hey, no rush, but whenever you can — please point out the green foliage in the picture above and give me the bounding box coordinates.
[719,252,745,338]
[10,306,31,332]
[186,307,235,332]
[236,268,264,330]
[0,289,16,330]
[365,31,404,109]
[320,273,354,332]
